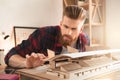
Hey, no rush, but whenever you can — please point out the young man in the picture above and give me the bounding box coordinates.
[5,5,89,68]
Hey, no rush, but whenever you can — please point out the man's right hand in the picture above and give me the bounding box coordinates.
[25,53,47,68]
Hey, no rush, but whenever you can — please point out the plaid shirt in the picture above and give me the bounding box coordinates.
[5,25,89,65]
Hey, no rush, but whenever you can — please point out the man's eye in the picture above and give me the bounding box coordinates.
[64,25,68,29]
[72,28,76,31]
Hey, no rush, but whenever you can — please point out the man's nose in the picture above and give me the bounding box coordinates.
[67,29,72,35]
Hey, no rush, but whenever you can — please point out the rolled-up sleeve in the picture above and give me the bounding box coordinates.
[4,29,39,65]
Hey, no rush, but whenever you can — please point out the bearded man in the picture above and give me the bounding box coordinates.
[5,5,89,68]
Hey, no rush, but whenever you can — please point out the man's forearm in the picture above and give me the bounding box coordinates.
[9,54,26,68]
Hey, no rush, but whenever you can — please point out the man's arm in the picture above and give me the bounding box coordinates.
[8,53,46,68]
[9,54,26,68]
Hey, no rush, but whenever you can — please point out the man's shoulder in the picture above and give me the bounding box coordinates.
[40,25,60,34]
[32,25,60,37]
[32,25,59,33]
[79,32,86,37]
[79,32,90,46]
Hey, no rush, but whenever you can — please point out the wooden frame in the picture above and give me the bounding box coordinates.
[13,26,39,46]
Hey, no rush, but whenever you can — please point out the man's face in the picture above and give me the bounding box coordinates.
[60,16,84,47]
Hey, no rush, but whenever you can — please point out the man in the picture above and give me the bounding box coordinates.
[5,5,89,68]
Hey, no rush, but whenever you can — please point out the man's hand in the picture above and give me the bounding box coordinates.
[25,53,46,68]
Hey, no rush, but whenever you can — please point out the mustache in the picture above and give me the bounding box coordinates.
[59,34,73,48]
[63,34,73,40]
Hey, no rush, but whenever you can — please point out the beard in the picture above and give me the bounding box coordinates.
[59,32,76,48]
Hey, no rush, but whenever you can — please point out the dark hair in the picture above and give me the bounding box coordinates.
[63,5,86,20]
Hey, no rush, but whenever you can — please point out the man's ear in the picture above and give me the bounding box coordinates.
[80,26,84,33]
[59,21,61,26]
